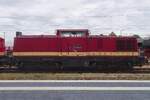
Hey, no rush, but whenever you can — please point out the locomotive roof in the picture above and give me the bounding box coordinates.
[16,35,57,38]
[0,37,4,40]
[16,34,136,39]
[56,29,89,32]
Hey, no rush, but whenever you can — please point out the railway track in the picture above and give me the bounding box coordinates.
[132,68,150,73]
[133,65,150,73]
[0,65,149,73]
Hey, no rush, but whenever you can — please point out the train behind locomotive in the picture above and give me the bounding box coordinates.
[0,29,147,70]
[143,39,150,58]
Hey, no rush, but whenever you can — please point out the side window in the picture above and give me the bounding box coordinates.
[61,31,85,37]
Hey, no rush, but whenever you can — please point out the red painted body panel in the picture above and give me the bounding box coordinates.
[101,37,116,51]
[13,29,138,54]
[115,37,138,52]
[49,37,60,52]
[60,37,88,52]
[67,37,87,52]
[14,37,47,52]
[13,36,60,52]
[87,37,98,51]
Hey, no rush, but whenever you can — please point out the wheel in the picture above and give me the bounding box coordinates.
[55,62,63,70]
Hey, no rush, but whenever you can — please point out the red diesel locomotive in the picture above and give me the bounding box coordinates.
[11,29,142,69]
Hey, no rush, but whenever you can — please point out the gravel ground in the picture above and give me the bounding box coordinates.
[0,73,150,80]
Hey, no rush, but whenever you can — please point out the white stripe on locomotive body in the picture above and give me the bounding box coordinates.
[13,52,139,57]
[0,52,5,56]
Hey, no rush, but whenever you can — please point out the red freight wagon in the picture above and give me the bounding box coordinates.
[144,49,150,58]
[0,38,5,53]
[12,29,142,69]
[0,37,6,66]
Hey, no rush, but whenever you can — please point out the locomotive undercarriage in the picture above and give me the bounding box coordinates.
[9,56,143,71]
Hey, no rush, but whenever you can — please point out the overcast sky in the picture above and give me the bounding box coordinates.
[0,0,150,46]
